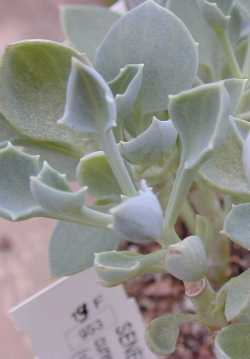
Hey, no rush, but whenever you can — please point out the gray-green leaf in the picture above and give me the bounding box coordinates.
[111,185,163,243]
[49,221,121,277]
[145,313,195,356]
[0,40,88,148]
[169,82,229,170]
[95,250,164,286]
[120,118,177,165]
[0,143,43,220]
[76,151,121,201]
[96,0,198,114]
[59,58,116,134]
[108,63,143,133]
[60,5,120,61]
[198,0,230,31]
[215,324,250,359]
[30,162,112,227]
[222,269,250,322]
[224,203,250,250]
[165,235,208,281]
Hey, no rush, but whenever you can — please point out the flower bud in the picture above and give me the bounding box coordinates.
[111,187,163,243]
[165,236,208,282]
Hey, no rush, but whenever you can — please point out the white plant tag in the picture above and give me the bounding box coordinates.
[10,268,156,359]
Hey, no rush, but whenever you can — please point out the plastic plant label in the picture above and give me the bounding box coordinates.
[10,268,156,359]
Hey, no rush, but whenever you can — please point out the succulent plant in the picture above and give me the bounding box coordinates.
[2,0,250,357]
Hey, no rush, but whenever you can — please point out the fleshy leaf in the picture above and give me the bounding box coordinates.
[224,203,250,250]
[21,140,81,180]
[165,236,208,281]
[108,64,144,133]
[238,0,250,18]
[30,162,112,227]
[145,313,195,356]
[49,221,121,277]
[215,324,250,359]
[168,0,223,79]
[60,5,120,61]
[0,113,20,146]
[0,143,43,220]
[96,0,198,114]
[59,58,116,134]
[161,82,230,243]
[210,0,234,14]
[111,185,163,243]
[169,82,229,170]
[222,269,250,322]
[199,133,250,201]
[0,40,88,148]
[59,58,136,198]
[95,250,164,286]
[198,0,230,31]
[126,0,169,9]
[120,118,177,165]
[76,151,121,201]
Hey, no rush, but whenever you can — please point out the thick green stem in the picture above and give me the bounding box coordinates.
[179,199,196,234]
[185,279,227,330]
[81,207,113,226]
[161,166,194,246]
[139,250,166,274]
[101,130,137,197]
[191,181,230,286]
[216,30,242,78]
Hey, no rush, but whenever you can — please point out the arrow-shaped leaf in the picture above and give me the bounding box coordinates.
[30,162,112,227]
[120,118,177,165]
[76,151,121,201]
[95,249,165,286]
[0,143,43,220]
[96,0,198,114]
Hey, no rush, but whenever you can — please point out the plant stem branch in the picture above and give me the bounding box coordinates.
[217,30,242,78]
[101,130,137,197]
[161,166,194,246]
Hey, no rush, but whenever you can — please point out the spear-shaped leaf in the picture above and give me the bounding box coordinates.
[76,151,121,201]
[95,250,165,286]
[120,118,177,165]
[197,0,230,31]
[161,83,230,244]
[59,58,136,196]
[30,162,112,227]
[60,5,120,61]
[108,64,144,135]
[59,58,116,134]
[96,0,198,114]
[49,221,122,277]
[0,143,43,220]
